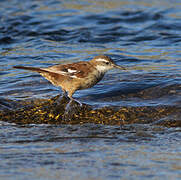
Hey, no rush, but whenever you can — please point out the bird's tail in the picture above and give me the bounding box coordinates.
[13,66,49,73]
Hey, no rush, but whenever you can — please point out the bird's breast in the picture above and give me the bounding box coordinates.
[78,71,105,90]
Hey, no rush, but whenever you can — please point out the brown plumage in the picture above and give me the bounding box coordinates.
[14,55,126,103]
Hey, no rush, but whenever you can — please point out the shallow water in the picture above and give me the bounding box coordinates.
[1,122,181,180]
[0,0,181,179]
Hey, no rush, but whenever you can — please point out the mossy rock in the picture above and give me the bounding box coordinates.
[0,95,181,127]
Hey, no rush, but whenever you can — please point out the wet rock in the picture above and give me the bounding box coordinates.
[0,95,181,127]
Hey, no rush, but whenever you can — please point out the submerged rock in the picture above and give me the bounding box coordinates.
[0,95,181,127]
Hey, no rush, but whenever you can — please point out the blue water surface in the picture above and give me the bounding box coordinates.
[0,0,181,179]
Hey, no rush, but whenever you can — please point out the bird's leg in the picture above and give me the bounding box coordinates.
[68,91,82,107]
[59,88,69,100]
[62,89,67,97]
[69,96,82,106]
[54,88,69,104]
[65,91,82,111]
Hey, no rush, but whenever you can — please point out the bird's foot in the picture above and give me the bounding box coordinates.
[65,98,82,111]
[62,98,83,121]
[72,99,83,107]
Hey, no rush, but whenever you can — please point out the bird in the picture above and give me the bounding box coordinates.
[13,55,126,105]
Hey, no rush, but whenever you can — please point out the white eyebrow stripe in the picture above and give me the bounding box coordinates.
[95,58,108,62]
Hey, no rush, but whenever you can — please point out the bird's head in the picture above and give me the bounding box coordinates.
[90,55,126,73]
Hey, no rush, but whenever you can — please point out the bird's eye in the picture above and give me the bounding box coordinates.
[105,62,109,65]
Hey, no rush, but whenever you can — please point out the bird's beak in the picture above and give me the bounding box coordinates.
[113,64,126,70]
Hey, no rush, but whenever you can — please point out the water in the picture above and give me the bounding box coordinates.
[0,0,181,179]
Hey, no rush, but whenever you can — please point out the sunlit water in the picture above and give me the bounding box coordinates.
[0,0,181,179]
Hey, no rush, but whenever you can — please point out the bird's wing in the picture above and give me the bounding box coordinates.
[44,62,92,79]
